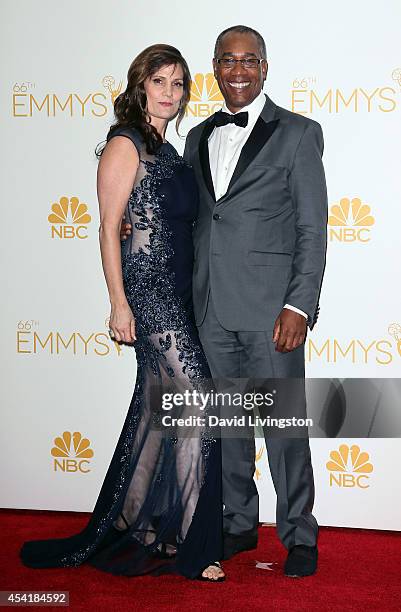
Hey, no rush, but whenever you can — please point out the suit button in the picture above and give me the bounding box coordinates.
[213,213,221,220]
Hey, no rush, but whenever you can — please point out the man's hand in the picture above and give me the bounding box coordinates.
[120,214,132,241]
[273,309,307,353]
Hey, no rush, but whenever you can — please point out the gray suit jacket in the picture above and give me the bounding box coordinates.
[183,94,328,332]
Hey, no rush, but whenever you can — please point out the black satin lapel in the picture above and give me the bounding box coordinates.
[198,121,216,201]
[225,117,279,195]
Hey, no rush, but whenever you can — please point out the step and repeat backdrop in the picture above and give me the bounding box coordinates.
[1,0,400,529]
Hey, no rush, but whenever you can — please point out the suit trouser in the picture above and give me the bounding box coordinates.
[197,291,318,549]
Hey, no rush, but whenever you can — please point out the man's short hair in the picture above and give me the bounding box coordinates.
[214,25,267,60]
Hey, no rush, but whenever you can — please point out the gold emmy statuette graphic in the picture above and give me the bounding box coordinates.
[388,323,401,357]
[255,445,265,480]
[326,444,373,488]
[51,431,94,473]
[48,196,91,239]
[103,75,123,104]
[328,197,374,242]
[392,68,401,87]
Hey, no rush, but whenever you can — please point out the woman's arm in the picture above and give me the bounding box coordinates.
[97,136,139,343]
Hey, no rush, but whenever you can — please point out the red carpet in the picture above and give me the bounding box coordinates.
[1,509,400,611]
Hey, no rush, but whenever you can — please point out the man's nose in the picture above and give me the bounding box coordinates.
[230,61,248,76]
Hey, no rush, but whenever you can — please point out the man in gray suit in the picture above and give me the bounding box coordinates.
[121,25,327,577]
[184,25,327,578]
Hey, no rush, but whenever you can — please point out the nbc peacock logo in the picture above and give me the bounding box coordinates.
[326,444,373,488]
[51,431,94,473]
[328,197,375,243]
[48,196,92,239]
[186,73,223,118]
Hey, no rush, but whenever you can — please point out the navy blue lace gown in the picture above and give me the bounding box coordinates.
[19,126,223,579]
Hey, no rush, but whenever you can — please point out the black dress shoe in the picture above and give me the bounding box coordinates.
[284,544,318,577]
[223,530,258,561]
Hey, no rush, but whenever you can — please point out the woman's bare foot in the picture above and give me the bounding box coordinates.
[201,561,225,581]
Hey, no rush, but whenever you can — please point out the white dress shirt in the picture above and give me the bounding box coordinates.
[208,90,308,320]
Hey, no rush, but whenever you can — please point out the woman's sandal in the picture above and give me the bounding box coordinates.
[197,561,226,582]
[153,542,177,559]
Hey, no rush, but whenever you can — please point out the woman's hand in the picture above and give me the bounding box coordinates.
[109,301,137,343]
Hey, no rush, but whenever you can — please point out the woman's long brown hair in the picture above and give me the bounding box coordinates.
[97,44,191,156]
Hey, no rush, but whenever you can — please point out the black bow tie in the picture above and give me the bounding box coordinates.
[213,110,249,128]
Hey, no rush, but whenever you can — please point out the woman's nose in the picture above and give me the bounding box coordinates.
[164,84,173,98]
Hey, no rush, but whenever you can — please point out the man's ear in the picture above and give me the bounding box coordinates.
[263,61,269,81]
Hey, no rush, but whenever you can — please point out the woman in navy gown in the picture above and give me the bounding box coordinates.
[19,44,224,582]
